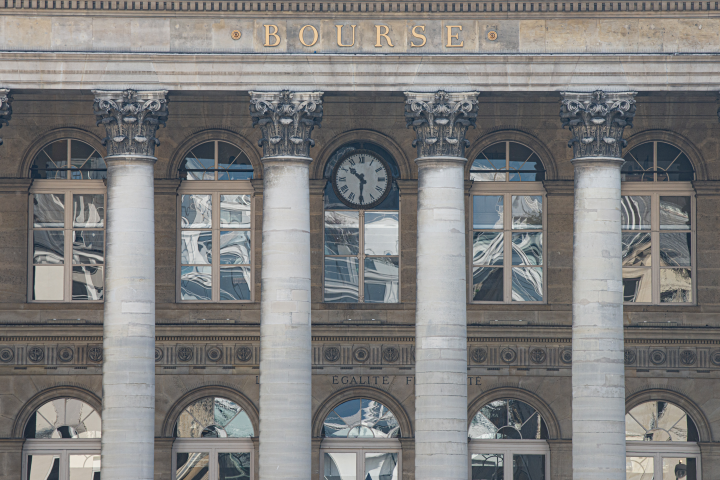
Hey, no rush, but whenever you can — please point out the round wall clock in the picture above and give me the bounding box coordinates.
[331,149,392,209]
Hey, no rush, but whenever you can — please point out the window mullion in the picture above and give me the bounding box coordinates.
[652,193,660,304]
[213,192,220,302]
[505,193,512,303]
[359,210,364,303]
[65,190,72,302]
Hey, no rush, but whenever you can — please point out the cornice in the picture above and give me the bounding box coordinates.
[542,180,574,196]
[154,178,181,195]
[0,178,32,193]
[692,180,720,195]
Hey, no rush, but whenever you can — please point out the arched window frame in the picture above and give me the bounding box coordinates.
[176,140,255,303]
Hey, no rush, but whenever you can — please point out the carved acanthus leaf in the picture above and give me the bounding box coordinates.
[560,90,637,159]
[0,89,12,146]
[92,89,169,157]
[404,90,479,159]
[249,90,324,158]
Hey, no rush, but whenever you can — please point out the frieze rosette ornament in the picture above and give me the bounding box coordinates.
[0,89,12,146]
[404,90,479,159]
[560,90,637,159]
[92,89,168,157]
[249,90,323,158]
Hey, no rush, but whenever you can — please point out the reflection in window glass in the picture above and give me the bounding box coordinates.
[626,457,654,480]
[511,196,542,230]
[324,257,360,303]
[623,268,652,303]
[660,196,691,230]
[182,141,253,181]
[365,452,398,480]
[662,458,697,480]
[470,142,545,182]
[322,399,400,438]
[220,195,251,228]
[660,269,692,303]
[473,196,503,229]
[472,267,503,302]
[27,455,60,480]
[622,142,694,182]
[364,257,399,303]
[31,139,106,180]
[364,213,399,256]
[176,452,209,480]
[469,399,548,440]
[24,398,101,439]
[218,452,251,480]
[513,454,545,480]
[471,453,503,480]
[181,266,212,301]
[325,212,360,255]
[511,267,543,302]
[324,452,356,480]
[473,232,503,266]
[175,397,254,438]
[622,196,651,230]
[68,455,100,480]
[625,401,698,442]
[34,194,65,228]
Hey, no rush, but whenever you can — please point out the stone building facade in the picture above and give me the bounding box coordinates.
[1,3,720,480]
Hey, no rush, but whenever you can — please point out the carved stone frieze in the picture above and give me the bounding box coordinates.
[560,90,637,159]
[0,89,11,146]
[249,90,323,158]
[404,90,479,159]
[92,89,169,157]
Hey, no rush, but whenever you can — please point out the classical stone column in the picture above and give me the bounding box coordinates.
[405,90,478,480]
[249,90,323,480]
[560,90,637,480]
[92,89,168,480]
[0,89,12,146]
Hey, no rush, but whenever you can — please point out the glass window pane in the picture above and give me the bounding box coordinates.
[176,452,210,480]
[472,267,503,302]
[660,233,691,267]
[324,257,359,303]
[220,231,251,265]
[224,409,254,437]
[184,141,216,180]
[660,196,691,230]
[623,268,652,303]
[471,142,507,182]
[509,142,545,182]
[181,231,212,265]
[364,257,399,303]
[27,454,60,480]
[181,266,212,301]
[324,452,356,480]
[512,195,543,229]
[662,457,697,480]
[365,212,399,256]
[512,267,543,302]
[220,266,251,301]
[471,453,504,480]
[33,265,64,301]
[661,268,692,303]
[512,232,542,266]
[325,211,360,255]
[72,231,104,264]
[181,194,212,228]
[622,233,652,267]
[218,142,253,180]
[34,231,64,265]
[622,196,651,230]
[218,452,251,480]
[657,142,694,182]
[73,194,104,228]
[513,454,545,480]
[365,452,398,480]
[72,265,104,301]
[220,194,251,228]
[473,196,503,229]
[32,140,68,180]
[622,142,654,182]
[70,141,106,180]
[473,232,503,266]
[626,457,654,480]
[69,454,101,480]
[34,194,65,228]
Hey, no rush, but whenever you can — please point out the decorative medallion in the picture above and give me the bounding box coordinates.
[530,348,546,364]
[88,346,103,363]
[353,347,369,363]
[206,346,223,363]
[236,346,253,363]
[680,350,696,366]
[382,347,399,363]
[624,349,637,365]
[500,348,517,364]
[487,31,498,41]
[231,30,242,40]
[560,349,572,364]
[155,347,164,362]
[471,348,487,364]
[711,350,720,367]
[57,347,74,363]
[28,346,44,363]
[650,350,666,365]
[324,347,341,363]
[0,347,14,363]
[177,346,194,362]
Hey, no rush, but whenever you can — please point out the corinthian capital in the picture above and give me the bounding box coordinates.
[404,90,479,159]
[560,90,637,159]
[0,89,12,146]
[249,90,324,159]
[92,89,169,158]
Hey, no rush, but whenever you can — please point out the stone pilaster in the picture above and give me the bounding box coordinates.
[92,89,168,480]
[0,89,12,146]
[405,90,478,480]
[250,90,323,480]
[560,90,636,480]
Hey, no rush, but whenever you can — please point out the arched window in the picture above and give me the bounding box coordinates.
[30,139,106,180]
[22,398,101,479]
[621,142,695,305]
[172,396,254,480]
[178,140,254,302]
[323,142,400,304]
[468,399,550,480]
[626,401,701,480]
[321,398,401,480]
[470,142,546,304]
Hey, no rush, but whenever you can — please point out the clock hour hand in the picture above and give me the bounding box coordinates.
[349,167,367,203]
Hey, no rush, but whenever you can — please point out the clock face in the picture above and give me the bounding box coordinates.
[332,150,391,208]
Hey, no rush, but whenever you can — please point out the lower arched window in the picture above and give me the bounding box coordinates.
[321,398,401,480]
[468,399,550,480]
[172,396,254,480]
[626,401,701,480]
[22,397,101,479]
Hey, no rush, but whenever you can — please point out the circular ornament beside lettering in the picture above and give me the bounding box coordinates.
[155,347,164,362]
[88,346,103,363]
[382,347,399,363]
[560,348,572,364]
[0,347,14,363]
[624,349,637,365]
[332,149,392,209]
[57,347,74,363]
[353,347,369,363]
[28,346,45,363]
[471,347,487,364]
[530,348,546,364]
[231,30,242,40]
[324,347,341,363]
[177,346,194,362]
[206,346,223,363]
[236,346,253,363]
[680,349,697,366]
[488,31,498,41]
[650,349,666,365]
[500,348,517,364]
[711,350,720,366]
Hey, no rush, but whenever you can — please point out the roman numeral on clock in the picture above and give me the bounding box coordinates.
[376,186,383,192]
[338,176,346,182]
[340,185,349,193]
